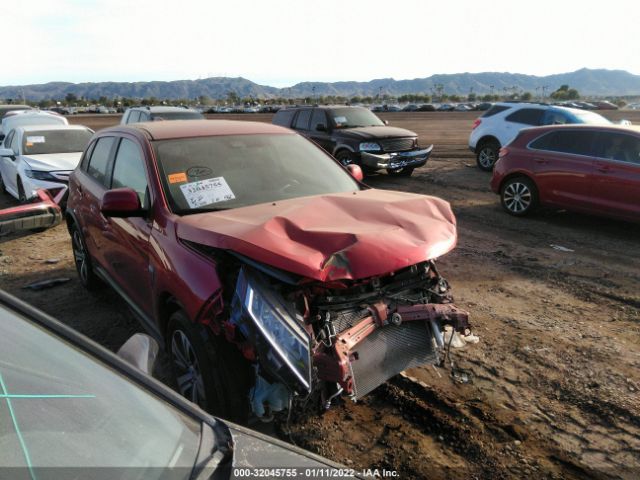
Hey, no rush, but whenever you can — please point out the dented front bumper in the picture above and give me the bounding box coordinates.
[0,189,63,235]
[360,145,433,170]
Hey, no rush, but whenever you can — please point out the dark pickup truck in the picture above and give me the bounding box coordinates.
[273,105,432,176]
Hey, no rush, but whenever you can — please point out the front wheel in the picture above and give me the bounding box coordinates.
[501,177,538,216]
[476,140,500,171]
[168,310,253,422]
[17,178,27,203]
[335,150,356,167]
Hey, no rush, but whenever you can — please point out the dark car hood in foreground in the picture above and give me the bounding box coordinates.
[176,189,457,282]
[335,125,416,140]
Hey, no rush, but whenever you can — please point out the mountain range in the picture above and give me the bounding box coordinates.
[2,68,640,102]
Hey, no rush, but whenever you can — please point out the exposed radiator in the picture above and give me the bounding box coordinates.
[348,321,437,399]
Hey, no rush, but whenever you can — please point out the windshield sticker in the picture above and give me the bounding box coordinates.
[168,172,187,184]
[333,116,347,125]
[180,177,235,208]
[26,136,46,144]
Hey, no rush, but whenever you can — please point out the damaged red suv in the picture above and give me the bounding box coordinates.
[66,120,475,422]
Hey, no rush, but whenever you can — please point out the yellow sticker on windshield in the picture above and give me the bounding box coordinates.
[168,172,187,184]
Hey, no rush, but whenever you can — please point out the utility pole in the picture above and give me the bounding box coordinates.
[490,85,494,97]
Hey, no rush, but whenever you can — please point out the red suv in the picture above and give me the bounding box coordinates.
[491,124,640,222]
[67,120,475,422]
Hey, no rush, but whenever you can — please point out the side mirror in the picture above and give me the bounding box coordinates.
[100,188,144,217]
[315,123,327,132]
[0,147,15,158]
[347,164,364,182]
[117,333,159,375]
[383,119,389,125]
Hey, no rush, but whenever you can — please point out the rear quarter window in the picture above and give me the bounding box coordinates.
[481,105,510,118]
[272,110,296,127]
[86,136,116,185]
[505,108,545,126]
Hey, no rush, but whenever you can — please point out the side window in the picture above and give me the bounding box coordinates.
[127,111,141,123]
[311,109,327,131]
[80,140,98,171]
[595,133,640,164]
[273,110,295,127]
[481,105,510,118]
[542,111,569,125]
[87,137,115,185]
[530,130,594,156]
[140,112,151,122]
[111,138,148,206]
[10,132,20,152]
[3,130,15,150]
[505,108,545,126]
[293,110,312,130]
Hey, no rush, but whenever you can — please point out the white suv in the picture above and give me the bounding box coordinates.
[468,103,611,171]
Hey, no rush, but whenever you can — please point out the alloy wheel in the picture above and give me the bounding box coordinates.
[72,229,90,283]
[478,147,497,169]
[503,181,532,214]
[171,330,206,407]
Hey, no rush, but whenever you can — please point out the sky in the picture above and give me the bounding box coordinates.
[6,0,640,87]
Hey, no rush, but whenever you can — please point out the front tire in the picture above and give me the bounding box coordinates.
[476,140,500,171]
[168,310,253,423]
[0,172,6,194]
[17,178,27,203]
[335,150,356,167]
[501,176,538,216]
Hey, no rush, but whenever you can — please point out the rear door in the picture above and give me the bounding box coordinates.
[291,109,312,140]
[307,109,333,152]
[99,136,153,316]
[502,108,545,145]
[74,136,117,266]
[590,131,640,220]
[528,129,597,209]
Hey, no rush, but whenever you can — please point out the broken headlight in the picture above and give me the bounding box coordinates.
[232,268,312,392]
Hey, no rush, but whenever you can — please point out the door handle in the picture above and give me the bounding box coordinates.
[534,158,548,164]
[597,165,611,173]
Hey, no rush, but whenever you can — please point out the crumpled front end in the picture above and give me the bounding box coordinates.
[219,259,476,420]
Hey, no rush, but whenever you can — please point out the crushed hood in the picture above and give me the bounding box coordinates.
[176,189,457,282]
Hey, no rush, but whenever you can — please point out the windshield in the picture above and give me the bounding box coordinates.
[22,129,93,155]
[151,111,204,121]
[0,304,201,475]
[330,108,385,129]
[154,133,360,214]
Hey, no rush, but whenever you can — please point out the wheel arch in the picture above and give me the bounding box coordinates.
[475,135,500,153]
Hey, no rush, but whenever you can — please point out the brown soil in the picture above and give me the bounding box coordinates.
[2,111,639,479]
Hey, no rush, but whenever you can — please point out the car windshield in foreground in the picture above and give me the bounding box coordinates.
[22,129,93,155]
[0,303,201,475]
[154,133,360,214]
[330,108,385,129]
[151,111,204,121]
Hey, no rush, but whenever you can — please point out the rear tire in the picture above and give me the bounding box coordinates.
[501,176,538,216]
[168,310,253,423]
[476,140,500,171]
[70,223,102,290]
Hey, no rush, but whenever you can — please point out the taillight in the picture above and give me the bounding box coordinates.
[472,119,481,130]
[498,147,509,157]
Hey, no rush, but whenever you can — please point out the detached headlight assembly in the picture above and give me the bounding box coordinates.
[232,268,311,392]
[24,169,57,181]
[359,142,381,152]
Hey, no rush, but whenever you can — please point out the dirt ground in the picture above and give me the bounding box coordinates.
[1,111,639,479]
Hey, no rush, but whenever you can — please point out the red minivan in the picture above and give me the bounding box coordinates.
[491,124,640,222]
